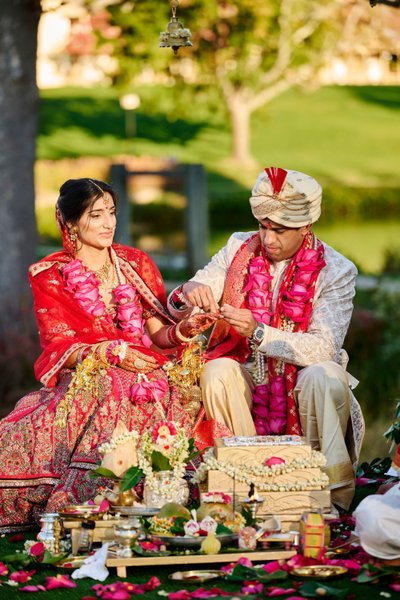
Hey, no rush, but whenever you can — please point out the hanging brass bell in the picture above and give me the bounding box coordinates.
[160,15,192,54]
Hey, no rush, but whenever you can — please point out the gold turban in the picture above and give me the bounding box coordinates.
[249,167,322,227]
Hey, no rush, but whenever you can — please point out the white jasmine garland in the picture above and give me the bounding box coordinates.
[193,448,330,492]
[98,430,139,455]
[138,423,190,499]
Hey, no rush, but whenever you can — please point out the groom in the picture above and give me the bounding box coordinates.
[168,167,363,510]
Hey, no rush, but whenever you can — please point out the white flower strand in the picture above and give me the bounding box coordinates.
[193,449,330,493]
[98,430,139,455]
[138,427,190,499]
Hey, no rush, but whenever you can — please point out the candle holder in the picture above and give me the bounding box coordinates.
[113,518,141,558]
[240,497,265,520]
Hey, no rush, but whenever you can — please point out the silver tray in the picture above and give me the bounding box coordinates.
[149,533,238,548]
[110,505,159,517]
[169,570,226,583]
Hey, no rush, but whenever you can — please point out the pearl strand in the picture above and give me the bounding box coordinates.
[251,342,265,384]
[111,247,123,286]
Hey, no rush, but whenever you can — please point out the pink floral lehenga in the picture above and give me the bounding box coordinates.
[0,244,192,532]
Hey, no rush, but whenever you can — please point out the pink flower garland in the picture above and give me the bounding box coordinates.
[63,259,150,345]
[244,242,325,435]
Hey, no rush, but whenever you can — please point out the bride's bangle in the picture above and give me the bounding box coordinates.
[174,322,195,343]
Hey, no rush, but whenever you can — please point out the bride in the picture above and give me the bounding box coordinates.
[0,177,217,532]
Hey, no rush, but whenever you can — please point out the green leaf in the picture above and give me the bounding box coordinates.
[150,450,172,472]
[226,562,257,582]
[89,467,120,480]
[299,581,348,597]
[355,563,397,583]
[0,553,32,567]
[120,466,144,492]
[42,550,69,565]
[215,523,233,535]
[241,505,256,527]
[170,516,188,535]
[253,568,288,583]
[131,544,171,557]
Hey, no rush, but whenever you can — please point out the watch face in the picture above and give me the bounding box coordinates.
[253,325,264,342]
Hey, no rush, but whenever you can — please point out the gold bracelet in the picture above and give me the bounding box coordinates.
[98,342,111,366]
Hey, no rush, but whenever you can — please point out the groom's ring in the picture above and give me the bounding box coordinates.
[134,358,146,369]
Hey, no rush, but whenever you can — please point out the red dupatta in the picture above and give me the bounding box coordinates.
[29,244,174,387]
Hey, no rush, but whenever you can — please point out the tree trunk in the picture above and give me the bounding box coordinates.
[0,0,41,337]
[227,92,255,166]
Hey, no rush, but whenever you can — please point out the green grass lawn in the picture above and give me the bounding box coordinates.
[38,84,400,189]
[36,84,400,275]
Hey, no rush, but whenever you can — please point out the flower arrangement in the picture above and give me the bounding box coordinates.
[138,421,200,502]
[91,420,199,504]
[194,448,329,493]
[202,492,232,504]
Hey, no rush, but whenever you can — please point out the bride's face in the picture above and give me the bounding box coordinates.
[75,193,117,251]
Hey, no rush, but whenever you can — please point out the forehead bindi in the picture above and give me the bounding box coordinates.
[90,194,115,213]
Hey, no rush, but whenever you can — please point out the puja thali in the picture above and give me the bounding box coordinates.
[291,565,348,579]
[109,505,159,517]
[169,570,226,583]
[56,555,87,570]
[149,533,238,548]
[58,504,107,520]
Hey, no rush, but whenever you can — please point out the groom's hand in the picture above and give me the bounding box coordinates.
[181,281,219,314]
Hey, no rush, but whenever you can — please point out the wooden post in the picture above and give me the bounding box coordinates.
[184,164,208,275]
[110,164,131,246]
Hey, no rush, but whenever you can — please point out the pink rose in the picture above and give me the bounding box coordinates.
[131,379,153,404]
[294,270,314,285]
[281,300,305,322]
[264,457,286,467]
[289,283,309,298]
[151,378,168,401]
[63,259,83,277]
[10,570,36,583]
[297,248,318,262]
[248,256,266,275]
[131,376,166,405]
[252,404,270,418]
[297,257,326,272]
[269,417,286,434]
[247,289,271,309]
[75,287,102,304]
[117,303,142,322]
[251,308,271,323]
[243,273,272,292]
[262,560,289,573]
[254,420,269,434]
[29,542,45,561]
[114,284,137,304]
[45,574,77,590]
[269,377,286,396]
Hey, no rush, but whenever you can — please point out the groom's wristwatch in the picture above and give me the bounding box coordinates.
[251,322,265,346]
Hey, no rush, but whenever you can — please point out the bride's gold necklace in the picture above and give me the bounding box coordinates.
[94,258,112,285]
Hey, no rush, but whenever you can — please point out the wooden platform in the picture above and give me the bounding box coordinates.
[106,548,296,578]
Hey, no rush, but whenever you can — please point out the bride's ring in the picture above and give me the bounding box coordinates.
[134,358,146,369]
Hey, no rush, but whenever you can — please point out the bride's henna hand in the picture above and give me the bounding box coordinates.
[120,348,158,373]
[179,312,220,338]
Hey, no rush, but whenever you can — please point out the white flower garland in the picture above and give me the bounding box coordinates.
[138,427,190,498]
[98,430,139,455]
[193,449,330,493]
